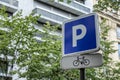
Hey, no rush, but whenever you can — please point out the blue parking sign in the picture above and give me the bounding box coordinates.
[62,13,100,56]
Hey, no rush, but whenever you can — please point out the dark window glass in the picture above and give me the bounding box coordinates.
[116,25,120,38]
[0,75,12,80]
[118,43,120,58]
[0,59,8,74]
[75,0,85,4]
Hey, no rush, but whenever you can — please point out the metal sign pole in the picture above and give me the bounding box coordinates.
[80,68,85,80]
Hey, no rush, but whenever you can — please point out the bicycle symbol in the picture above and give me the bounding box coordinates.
[73,56,90,66]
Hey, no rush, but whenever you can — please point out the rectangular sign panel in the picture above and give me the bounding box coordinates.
[61,53,103,69]
[62,13,99,56]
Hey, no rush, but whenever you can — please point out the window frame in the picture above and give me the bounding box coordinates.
[116,24,120,39]
[118,43,120,58]
[74,0,85,4]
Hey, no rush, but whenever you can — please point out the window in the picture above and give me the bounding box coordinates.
[118,43,120,58]
[0,59,8,74]
[5,11,13,17]
[75,0,85,4]
[0,75,12,80]
[0,59,12,80]
[116,25,120,38]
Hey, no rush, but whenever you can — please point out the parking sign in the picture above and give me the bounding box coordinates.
[62,13,99,56]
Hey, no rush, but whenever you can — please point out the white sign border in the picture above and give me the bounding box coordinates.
[62,13,100,56]
[60,53,103,69]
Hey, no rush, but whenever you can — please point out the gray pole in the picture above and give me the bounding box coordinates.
[80,68,85,80]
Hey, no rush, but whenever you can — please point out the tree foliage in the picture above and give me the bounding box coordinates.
[0,7,39,79]
[16,22,80,80]
[0,0,120,79]
[86,19,120,80]
[94,0,120,11]
[0,7,79,80]
[52,0,120,12]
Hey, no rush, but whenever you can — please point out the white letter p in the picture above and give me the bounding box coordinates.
[72,24,87,47]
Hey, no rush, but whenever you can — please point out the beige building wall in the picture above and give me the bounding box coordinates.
[93,0,120,61]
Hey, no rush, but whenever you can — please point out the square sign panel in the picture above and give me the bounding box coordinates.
[62,13,100,56]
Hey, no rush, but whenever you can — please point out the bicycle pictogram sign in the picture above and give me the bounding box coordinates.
[73,56,90,66]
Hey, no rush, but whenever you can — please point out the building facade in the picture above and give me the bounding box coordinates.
[0,0,18,80]
[0,0,93,80]
[93,0,120,61]
[1,0,120,80]
[0,0,120,80]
